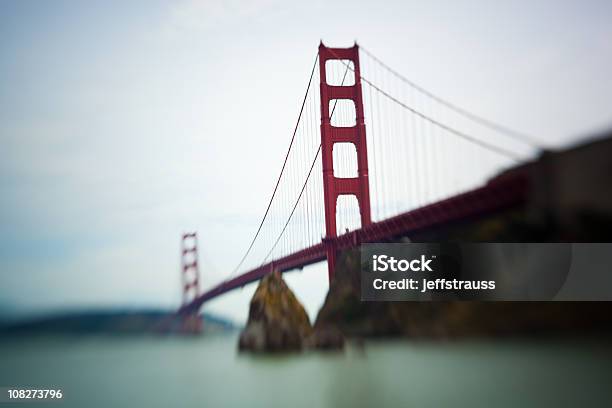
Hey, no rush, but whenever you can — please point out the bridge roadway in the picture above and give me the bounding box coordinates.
[179,171,528,315]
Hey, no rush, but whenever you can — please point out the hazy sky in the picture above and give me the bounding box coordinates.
[1,0,611,323]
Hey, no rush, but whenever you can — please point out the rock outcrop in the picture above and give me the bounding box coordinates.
[238,271,312,352]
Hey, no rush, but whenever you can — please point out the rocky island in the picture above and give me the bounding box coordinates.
[238,271,312,352]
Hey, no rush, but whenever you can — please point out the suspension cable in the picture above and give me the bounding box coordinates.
[359,45,543,148]
[363,74,522,160]
[229,53,319,277]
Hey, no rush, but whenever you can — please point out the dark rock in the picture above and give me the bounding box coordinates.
[238,271,312,352]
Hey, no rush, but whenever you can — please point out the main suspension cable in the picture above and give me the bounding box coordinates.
[229,53,319,277]
[359,45,543,148]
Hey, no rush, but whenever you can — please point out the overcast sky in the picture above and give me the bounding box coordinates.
[1,0,611,324]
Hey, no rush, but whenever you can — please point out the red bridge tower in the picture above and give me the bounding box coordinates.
[319,43,372,282]
[180,232,203,333]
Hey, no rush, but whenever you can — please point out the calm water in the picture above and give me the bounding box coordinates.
[0,333,611,407]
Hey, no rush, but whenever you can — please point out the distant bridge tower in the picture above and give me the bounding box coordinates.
[180,232,203,333]
[319,43,372,282]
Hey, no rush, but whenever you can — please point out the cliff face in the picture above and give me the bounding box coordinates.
[239,271,312,352]
[313,249,612,339]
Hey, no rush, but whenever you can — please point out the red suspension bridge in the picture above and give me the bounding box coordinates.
[178,42,540,316]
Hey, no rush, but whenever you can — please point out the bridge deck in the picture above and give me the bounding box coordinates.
[179,172,528,315]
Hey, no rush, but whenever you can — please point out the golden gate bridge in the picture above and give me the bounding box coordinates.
[177,42,541,321]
